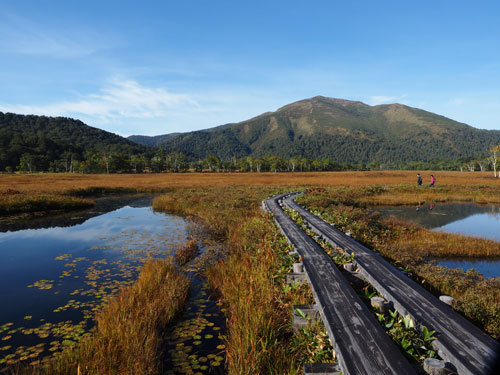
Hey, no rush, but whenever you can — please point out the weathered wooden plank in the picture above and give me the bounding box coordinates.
[284,195,500,375]
[303,362,341,374]
[265,194,417,375]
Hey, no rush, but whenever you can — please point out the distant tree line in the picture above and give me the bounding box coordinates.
[5,148,500,174]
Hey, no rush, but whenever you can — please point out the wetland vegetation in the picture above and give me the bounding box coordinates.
[297,183,500,340]
[0,198,191,373]
[1,171,500,374]
[285,206,438,368]
[154,186,335,374]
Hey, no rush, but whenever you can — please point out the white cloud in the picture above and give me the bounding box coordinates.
[367,94,408,105]
[0,79,198,125]
[367,95,401,105]
[0,80,287,135]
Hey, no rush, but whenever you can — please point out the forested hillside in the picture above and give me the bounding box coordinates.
[0,112,147,172]
[127,133,181,147]
[133,97,500,165]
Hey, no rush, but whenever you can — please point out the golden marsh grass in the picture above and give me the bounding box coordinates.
[4,171,500,371]
[17,258,189,375]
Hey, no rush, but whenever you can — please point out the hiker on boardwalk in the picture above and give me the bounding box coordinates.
[417,173,422,186]
[429,174,436,187]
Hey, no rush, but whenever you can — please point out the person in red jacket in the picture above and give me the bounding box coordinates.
[429,175,436,187]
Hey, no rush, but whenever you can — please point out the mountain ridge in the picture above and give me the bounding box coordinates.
[128,96,500,163]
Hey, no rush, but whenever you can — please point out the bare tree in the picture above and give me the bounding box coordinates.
[477,159,487,172]
[489,144,500,177]
[101,152,110,174]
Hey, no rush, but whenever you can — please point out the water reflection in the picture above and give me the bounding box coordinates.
[0,195,154,233]
[374,203,500,277]
[438,258,500,279]
[0,198,188,367]
[375,203,500,242]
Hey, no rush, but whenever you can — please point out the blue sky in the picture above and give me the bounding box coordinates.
[1,0,499,136]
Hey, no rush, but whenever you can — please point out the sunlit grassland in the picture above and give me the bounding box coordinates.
[356,185,500,206]
[17,259,189,375]
[299,188,500,339]
[3,171,500,215]
[0,171,500,215]
[0,190,93,216]
[4,172,500,371]
[3,171,500,195]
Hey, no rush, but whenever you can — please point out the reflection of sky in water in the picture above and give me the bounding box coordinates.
[375,203,500,242]
[435,213,500,242]
[375,203,500,278]
[437,258,500,279]
[0,206,181,243]
[0,206,186,288]
[0,203,188,358]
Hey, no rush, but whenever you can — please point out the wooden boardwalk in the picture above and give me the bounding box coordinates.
[264,193,417,375]
[282,193,500,375]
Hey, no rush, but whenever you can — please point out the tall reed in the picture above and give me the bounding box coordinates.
[21,258,189,375]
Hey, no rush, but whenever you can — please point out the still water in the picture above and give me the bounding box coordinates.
[374,203,500,278]
[375,203,500,242]
[0,197,188,367]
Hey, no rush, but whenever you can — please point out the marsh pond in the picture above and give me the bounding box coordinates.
[0,197,226,374]
[374,203,500,278]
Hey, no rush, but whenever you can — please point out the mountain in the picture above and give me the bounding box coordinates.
[127,133,181,147]
[129,96,500,164]
[0,112,146,171]
[3,97,500,172]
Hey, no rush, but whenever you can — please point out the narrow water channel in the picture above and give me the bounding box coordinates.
[0,197,226,374]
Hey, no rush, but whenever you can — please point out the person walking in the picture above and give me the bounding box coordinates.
[429,174,436,187]
[417,173,422,186]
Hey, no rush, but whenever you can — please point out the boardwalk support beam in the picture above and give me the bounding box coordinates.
[293,262,304,273]
[293,305,321,332]
[423,358,455,375]
[287,272,306,284]
[439,295,454,306]
[371,296,391,313]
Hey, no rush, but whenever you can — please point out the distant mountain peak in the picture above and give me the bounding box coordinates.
[276,96,369,113]
[128,96,500,163]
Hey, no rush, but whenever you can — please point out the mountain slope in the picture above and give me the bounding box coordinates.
[0,112,146,171]
[133,97,500,163]
[127,133,181,147]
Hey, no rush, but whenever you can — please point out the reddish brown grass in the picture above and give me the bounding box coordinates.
[2,171,500,195]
